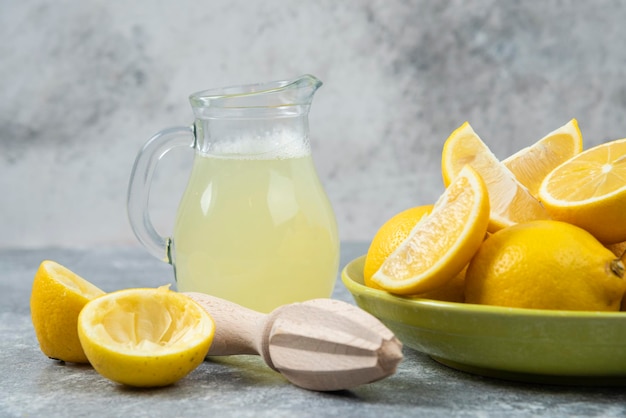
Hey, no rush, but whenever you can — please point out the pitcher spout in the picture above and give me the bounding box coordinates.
[283,74,323,105]
[189,74,322,113]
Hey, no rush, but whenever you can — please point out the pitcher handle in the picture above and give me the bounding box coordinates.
[127,125,195,263]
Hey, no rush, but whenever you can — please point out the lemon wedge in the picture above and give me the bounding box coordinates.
[371,165,489,295]
[30,260,105,363]
[503,118,583,197]
[441,121,549,232]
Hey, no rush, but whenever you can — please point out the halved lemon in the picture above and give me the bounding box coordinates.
[538,138,626,244]
[77,286,215,387]
[30,260,105,363]
[371,165,490,295]
[441,121,549,232]
[503,119,583,197]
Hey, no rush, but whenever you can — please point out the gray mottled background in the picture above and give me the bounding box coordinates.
[2,0,626,249]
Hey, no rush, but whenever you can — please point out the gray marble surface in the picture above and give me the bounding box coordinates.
[4,1,626,248]
[2,242,626,418]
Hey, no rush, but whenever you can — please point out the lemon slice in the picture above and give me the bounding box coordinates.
[371,165,490,295]
[30,260,105,363]
[441,121,549,232]
[77,286,215,387]
[538,138,626,244]
[503,119,583,197]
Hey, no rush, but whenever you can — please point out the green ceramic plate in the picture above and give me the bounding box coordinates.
[342,255,626,385]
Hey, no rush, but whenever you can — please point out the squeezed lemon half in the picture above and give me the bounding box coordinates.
[77,286,215,387]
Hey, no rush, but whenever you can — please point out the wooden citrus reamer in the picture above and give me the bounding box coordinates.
[185,293,403,392]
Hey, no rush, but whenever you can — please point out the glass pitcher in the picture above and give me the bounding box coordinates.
[127,75,340,312]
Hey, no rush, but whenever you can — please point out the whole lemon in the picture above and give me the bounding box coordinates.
[363,205,433,288]
[465,220,626,311]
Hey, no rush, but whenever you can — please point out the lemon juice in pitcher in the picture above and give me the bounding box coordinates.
[127,75,340,312]
[172,140,339,312]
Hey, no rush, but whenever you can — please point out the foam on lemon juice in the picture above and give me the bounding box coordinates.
[172,141,339,313]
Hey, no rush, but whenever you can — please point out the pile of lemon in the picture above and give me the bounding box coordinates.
[364,119,626,311]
